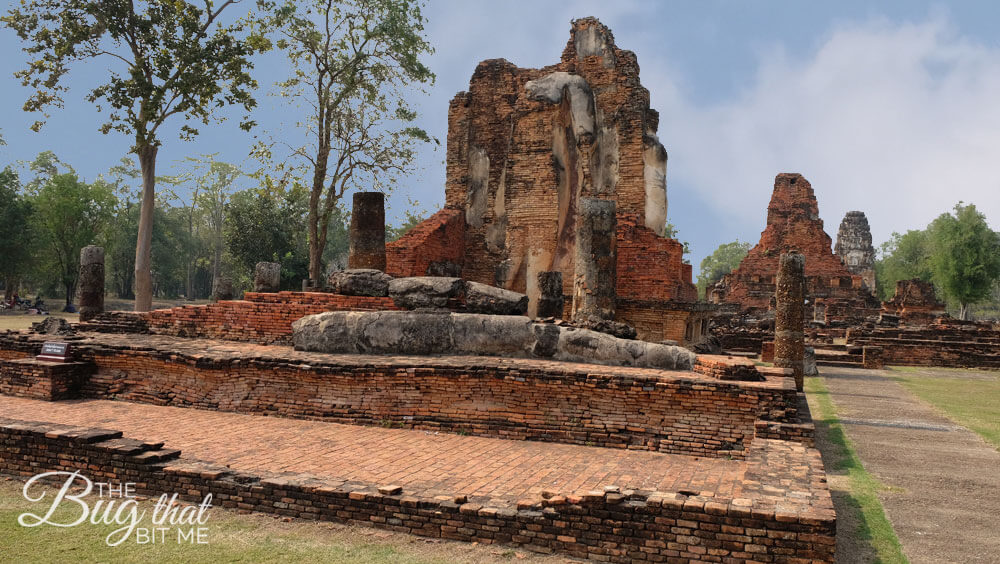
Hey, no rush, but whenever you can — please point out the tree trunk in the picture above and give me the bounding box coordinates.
[64,281,73,309]
[960,303,969,321]
[134,144,158,311]
[307,184,323,287]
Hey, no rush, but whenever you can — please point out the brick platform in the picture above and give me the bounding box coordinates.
[0,331,804,459]
[0,397,835,562]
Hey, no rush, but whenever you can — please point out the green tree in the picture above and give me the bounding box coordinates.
[874,229,933,301]
[31,173,115,308]
[4,0,263,311]
[226,177,312,290]
[697,241,750,299]
[0,167,34,300]
[258,0,435,284]
[926,203,1000,320]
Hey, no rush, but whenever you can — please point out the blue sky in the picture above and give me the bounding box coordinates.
[2,1,1000,274]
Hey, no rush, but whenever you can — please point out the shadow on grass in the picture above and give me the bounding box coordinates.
[805,376,909,564]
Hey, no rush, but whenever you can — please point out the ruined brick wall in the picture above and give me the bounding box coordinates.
[715,173,873,311]
[143,292,399,345]
[396,18,695,319]
[76,347,802,459]
[616,214,697,302]
[847,323,1000,367]
[881,278,946,324]
[385,208,465,277]
[0,419,835,563]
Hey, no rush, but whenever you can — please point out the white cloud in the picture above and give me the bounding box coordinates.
[651,16,1000,248]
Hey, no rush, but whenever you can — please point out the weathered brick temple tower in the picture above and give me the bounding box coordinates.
[386,17,712,343]
[711,173,880,323]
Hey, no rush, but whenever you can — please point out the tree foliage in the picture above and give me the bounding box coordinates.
[875,202,1000,319]
[0,168,34,297]
[926,203,1000,319]
[31,173,115,307]
[257,0,435,283]
[697,241,750,300]
[3,0,263,311]
[874,229,933,301]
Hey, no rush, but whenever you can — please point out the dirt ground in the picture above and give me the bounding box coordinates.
[820,366,1000,564]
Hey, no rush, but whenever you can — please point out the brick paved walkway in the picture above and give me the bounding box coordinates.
[0,396,744,504]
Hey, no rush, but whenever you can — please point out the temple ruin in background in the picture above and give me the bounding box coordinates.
[711,173,880,325]
[834,210,876,295]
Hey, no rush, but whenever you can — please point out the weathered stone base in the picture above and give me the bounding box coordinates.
[0,416,835,563]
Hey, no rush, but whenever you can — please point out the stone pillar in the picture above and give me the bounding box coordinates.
[774,252,806,391]
[213,276,234,301]
[254,262,281,293]
[348,192,386,271]
[78,245,105,322]
[572,198,617,320]
[535,271,565,318]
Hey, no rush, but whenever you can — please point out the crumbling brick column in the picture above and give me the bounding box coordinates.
[78,245,104,322]
[572,199,617,320]
[254,262,281,293]
[349,192,386,271]
[535,271,565,318]
[862,346,884,369]
[774,252,806,391]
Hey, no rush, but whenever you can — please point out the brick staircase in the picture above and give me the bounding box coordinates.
[812,344,864,368]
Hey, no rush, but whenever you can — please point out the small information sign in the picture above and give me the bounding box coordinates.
[37,341,71,363]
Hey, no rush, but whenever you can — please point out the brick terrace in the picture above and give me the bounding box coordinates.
[0,395,750,505]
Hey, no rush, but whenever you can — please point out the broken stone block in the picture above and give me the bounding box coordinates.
[253,262,281,293]
[464,281,528,315]
[328,269,393,297]
[388,277,464,309]
[535,271,565,319]
[804,346,818,376]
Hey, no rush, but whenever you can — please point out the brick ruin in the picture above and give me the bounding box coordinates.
[0,18,841,563]
[711,173,880,327]
[385,17,711,345]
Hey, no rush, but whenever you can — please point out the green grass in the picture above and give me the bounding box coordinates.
[890,368,1000,451]
[0,479,553,564]
[805,377,909,564]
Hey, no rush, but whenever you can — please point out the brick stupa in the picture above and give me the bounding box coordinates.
[712,173,878,319]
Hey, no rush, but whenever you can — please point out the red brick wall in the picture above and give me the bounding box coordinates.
[385,209,465,277]
[616,214,697,302]
[144,292,398,345]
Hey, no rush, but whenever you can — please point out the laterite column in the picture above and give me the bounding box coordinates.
[78,245,105,322]
[349,192,386,271]
[774,251,806,391]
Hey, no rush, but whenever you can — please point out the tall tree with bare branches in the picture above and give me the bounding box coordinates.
[258,0,434,284]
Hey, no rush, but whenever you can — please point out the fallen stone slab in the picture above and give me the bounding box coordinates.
[292,310,695,370]
[464,281,528,315]
[389,277,464,309]
[328,269,393,297]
